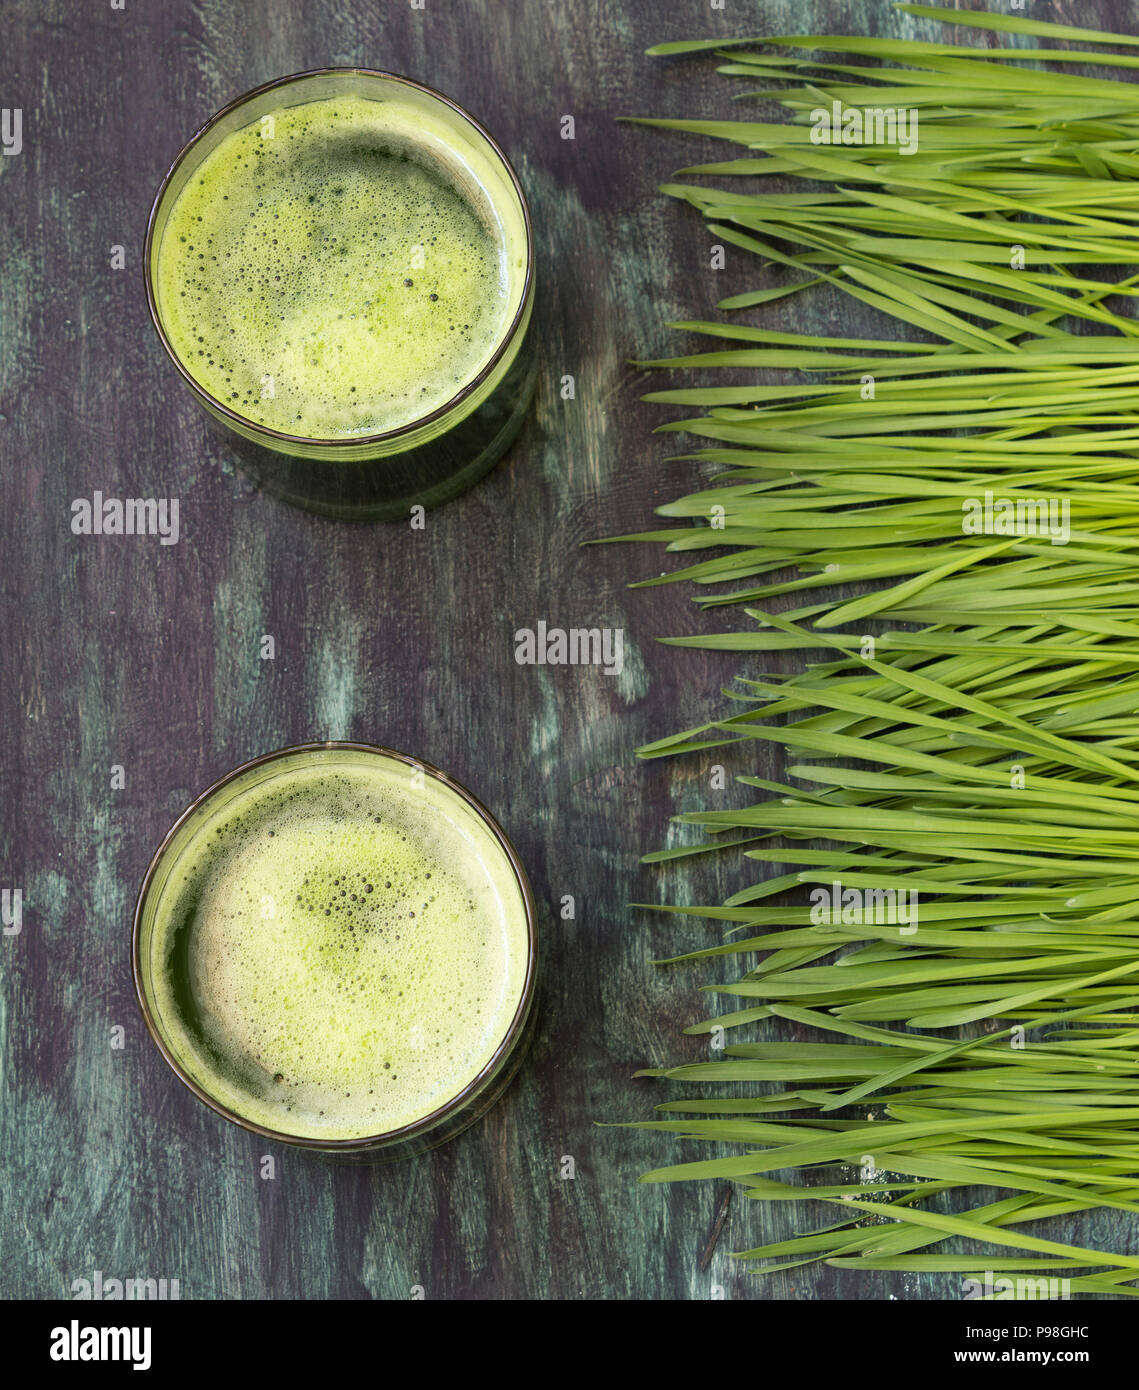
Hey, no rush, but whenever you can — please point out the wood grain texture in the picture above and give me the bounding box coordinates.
[0,0,1134,1301]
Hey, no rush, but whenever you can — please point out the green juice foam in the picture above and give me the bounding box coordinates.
[154,92,525,438]
[143,751,531,1140]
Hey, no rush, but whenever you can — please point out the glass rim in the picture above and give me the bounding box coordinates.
[143,67,535,451]
[131,740,539,1151]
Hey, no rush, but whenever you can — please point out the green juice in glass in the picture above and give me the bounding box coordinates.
[154,92,523,440]
[136,748,532,1145]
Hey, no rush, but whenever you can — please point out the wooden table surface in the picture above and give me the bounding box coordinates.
[2,0,1133,1301]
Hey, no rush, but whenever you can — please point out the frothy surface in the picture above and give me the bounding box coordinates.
[155,93,518,438]
[145,752,530,1140]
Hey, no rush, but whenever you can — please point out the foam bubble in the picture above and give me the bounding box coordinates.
[155,94,519,437]
[146,754,530,1139]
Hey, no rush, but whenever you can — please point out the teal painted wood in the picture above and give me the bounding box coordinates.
[0,0,1133,1301]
